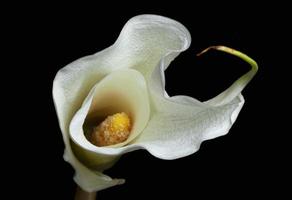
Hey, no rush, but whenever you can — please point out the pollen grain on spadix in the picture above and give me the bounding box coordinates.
[89,112,132,147]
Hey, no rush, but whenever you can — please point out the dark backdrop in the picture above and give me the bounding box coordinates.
[6,3,288,199]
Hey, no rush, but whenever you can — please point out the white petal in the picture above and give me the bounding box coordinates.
[114,14,191,76]
[131,46,257,159]
[53,15,190,135]
[64,148,124,192]
[52,53,124,192]
[133,96,244,159]
[53,15,189,191]
[69,69,150,168]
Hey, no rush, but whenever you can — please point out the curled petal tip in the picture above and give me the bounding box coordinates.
[197,45,258,72]
[196,45,235,56]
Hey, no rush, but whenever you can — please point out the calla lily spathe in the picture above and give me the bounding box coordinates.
[53,15,257,192]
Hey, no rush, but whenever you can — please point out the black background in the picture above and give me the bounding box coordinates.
[5,2,289,199]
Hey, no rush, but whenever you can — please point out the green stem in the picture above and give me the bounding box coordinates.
[75,186,96,200]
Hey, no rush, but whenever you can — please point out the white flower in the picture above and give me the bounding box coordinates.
[53,15,258,192]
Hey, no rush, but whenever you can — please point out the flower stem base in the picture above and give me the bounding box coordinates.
[75,186,96,200]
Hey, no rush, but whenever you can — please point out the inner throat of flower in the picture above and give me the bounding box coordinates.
[89,112,131,147]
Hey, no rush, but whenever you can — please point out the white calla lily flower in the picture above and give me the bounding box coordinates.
[53,15,258,192]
